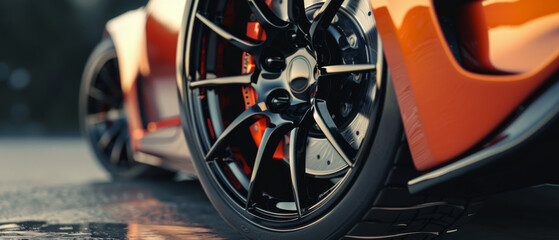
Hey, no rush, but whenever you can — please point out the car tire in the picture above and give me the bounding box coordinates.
[80,39,174,180]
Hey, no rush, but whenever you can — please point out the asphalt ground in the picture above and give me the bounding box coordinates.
[0,137,557,239]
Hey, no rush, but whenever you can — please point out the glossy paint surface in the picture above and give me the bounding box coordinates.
[105,0,190,170]
[460,0,559,73]
[142,0,183,123]
[371,0,559,170]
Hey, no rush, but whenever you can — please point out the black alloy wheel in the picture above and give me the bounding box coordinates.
[80,39,173,180]
[177,0,479,239]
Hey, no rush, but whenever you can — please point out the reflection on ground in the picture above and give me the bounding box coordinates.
[0,221,127,239]
[0,180,243,239]
[0,221,225,239]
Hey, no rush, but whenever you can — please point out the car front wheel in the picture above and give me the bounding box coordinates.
[178,0,480,239]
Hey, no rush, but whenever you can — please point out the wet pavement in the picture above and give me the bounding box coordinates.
[0,137,558,239]
[0,138,243,239]
[0,181,243,239]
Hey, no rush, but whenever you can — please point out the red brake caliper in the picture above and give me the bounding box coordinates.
[242,0,285,162]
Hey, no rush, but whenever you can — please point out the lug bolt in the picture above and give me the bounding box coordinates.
[269,95,290,112]
[267,90,291,112]
[271,96,290,108]
[264,56,285,72]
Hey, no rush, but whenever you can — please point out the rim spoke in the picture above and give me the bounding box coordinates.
[247,0,288,29]
[321,64,376,75]
[246,122,294,210]
[205,104,267,160]
[89,87,119,107]
[288,126,309,218]
[190,74,253,88]
[288,109,314,217]
[97,120,124,150]
[312,99,356,167]
[196,13,259,54]
[110,130,127,165]
[309,0,345,42]
[288,0,310,34]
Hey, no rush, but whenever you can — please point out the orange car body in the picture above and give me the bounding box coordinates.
[371,0,559,170]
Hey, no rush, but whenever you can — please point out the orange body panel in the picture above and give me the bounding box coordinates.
[460,0,559,73]
[105,0,185,152]
[141,12,179,126]
[370,0,559,170]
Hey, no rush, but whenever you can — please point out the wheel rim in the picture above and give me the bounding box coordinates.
[83,55,137,172]
[183,0,382,229]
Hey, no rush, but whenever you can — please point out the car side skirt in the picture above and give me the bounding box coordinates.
[409,77,559,195]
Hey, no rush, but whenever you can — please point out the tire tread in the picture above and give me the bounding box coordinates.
[343,137,482,240]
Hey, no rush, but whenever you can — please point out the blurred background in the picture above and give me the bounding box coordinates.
[0,0,147,136]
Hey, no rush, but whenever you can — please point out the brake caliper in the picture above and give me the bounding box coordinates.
[242,0,285,160]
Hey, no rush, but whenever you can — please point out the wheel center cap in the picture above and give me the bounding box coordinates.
[288,56,312,93]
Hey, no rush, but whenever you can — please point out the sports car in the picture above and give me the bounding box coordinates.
[80,0,559,239]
